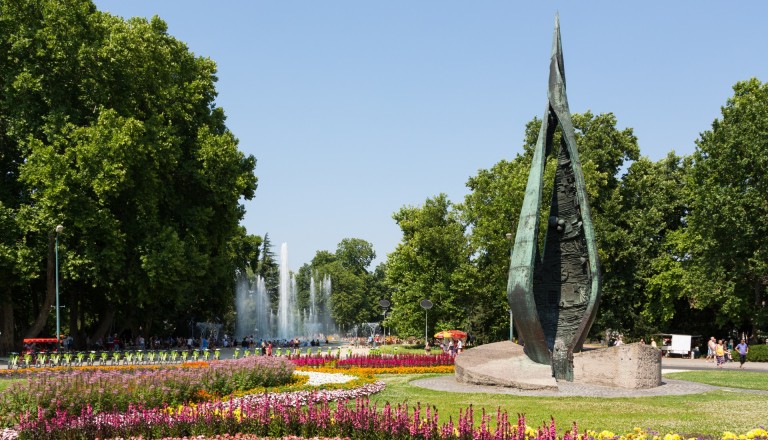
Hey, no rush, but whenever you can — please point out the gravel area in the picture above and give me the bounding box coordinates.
[294,370,357,386]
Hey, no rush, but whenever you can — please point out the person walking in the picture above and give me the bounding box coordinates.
[706,337,716,362]
[736,339,749,368]
[715,339,725,368]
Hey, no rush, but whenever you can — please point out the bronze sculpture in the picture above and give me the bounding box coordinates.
[506,16,601,381]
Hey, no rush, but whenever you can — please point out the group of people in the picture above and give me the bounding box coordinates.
[424,338,463,357]
[706,336,749,368]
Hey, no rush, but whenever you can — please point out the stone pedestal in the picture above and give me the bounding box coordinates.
[454,341,557,390]
[454,341,661,390]
[573,343,661,389]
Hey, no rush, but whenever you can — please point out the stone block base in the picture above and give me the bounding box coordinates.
[454,341,661,390]
[573,343,661,389]
[454,341,557,390]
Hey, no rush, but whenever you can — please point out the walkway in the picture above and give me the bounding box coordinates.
[412,356,768,398]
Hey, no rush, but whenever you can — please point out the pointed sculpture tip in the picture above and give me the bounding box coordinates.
[550,12,566,89]
[551,13,562,57]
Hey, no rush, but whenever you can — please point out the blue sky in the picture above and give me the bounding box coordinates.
[93,1,767,270]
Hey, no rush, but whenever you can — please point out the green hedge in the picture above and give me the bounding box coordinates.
[731,344,768,362]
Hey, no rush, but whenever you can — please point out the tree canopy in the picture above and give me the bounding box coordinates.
[0,0,257,352]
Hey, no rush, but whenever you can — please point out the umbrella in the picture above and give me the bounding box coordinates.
[434,330,467,340]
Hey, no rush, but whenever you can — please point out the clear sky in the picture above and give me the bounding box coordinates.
[93,1,767,270]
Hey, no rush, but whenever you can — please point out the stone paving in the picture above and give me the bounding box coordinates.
[412,375,723,397]
[414,356,768,398]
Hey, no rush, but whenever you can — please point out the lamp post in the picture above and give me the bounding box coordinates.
[420,299,433,344]
[506,232,514,342]
[378,299,390,341]
[55,224,64,350]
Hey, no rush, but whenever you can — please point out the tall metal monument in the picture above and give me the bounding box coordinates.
[506,16,601,381]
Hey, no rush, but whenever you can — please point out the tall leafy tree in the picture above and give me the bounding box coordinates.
[335,238,376,275]
[386,194,470,339]
[256,234,280,311]
[307,239,377,331]
[670,79,768,335]
[460,156,532,343]
[602,154,690,336]
[0,0,257,351]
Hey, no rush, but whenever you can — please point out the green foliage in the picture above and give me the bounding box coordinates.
[600,153,690,336]
[741,344,768,362]
[0,0,257,349]
[665,79,768,332]
[335,238,376,275]
[387,194,470,339]
[257,234,280,310]
[305,238,378,330]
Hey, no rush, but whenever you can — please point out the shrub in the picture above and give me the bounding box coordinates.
[732,344,768,362]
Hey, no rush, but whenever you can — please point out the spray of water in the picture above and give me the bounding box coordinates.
[235,243,336,340]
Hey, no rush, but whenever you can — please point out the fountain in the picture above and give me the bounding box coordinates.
[235,243,336,340]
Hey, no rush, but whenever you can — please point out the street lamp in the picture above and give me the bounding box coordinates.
[55,224,64,350]
[378,299,390,341]
[420,299,433,344]
[506,232,514,342]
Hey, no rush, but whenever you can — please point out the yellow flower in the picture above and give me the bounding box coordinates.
[721,432,738,440]
[598,430,616,440]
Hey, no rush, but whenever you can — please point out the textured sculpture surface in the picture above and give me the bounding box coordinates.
[506,16,601,381]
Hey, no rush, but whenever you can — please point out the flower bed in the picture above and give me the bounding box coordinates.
[290,353,454,369]
[298,365,454,375]
[9,399,767,440]
[0,356,295,426]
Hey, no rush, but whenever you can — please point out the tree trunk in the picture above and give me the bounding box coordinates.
[754,280,764,343]
[68,286,79,349]
[91,305,115,347]
[24,232,56,338]
[0,288,15,355]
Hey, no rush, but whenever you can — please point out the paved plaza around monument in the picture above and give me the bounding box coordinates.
[414,355,768,398]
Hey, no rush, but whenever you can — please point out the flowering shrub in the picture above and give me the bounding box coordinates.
[335,353,454,368]
[291,353,454,370]
[0,356,295,426]
[298,365,454,375]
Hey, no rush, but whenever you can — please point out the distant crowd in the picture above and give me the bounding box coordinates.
[79,334,333,352]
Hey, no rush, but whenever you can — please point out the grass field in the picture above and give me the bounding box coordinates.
[373,344,427,355]
[665,370,768,391]
[366,373,768,436]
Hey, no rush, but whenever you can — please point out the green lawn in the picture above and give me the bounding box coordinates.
[665,370,768,391]
[367,373,768,437]
[376,344,428,355]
